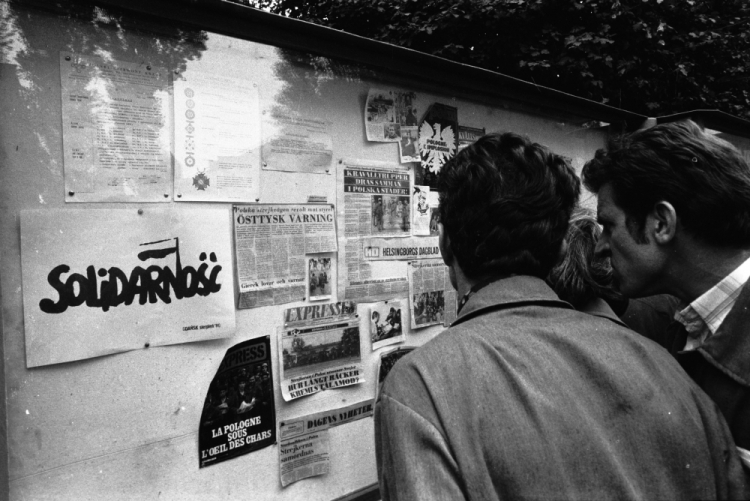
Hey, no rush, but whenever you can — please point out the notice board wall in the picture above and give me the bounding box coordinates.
[0,1,608,499]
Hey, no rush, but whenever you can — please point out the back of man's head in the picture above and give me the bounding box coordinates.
[438,132,580,280]
[582,119,750,246]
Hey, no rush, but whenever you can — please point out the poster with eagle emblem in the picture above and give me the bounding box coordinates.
[417,103,458,189]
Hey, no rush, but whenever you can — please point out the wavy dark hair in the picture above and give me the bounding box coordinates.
[437,132,580,280]
[582,119,750,246]
[547,209,623,309]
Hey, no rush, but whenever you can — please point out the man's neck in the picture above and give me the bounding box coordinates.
[667,243,750,303]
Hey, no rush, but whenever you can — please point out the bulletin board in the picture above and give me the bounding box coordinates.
[0,1,617,499]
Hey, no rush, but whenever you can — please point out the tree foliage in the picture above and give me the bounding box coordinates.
[257,0,750,119]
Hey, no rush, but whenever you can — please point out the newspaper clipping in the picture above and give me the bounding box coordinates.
[198,336,276,468]
[370,300,404,351]
[278,400,374,487]
[365,89,417,143]
[279,302,363,401]
[262,111,333,174]
[408,259,458,329]
[234,204,337,309]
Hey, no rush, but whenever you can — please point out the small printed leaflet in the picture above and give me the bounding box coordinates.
[279,301,363,401]
[417,103,458,189]
[174,71,261,202]
[60,52,171,202]
[199,337,276,468]
[278,400,373,487]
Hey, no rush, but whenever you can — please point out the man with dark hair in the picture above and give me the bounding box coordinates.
[582,119,750,469]
[375,132,749,500]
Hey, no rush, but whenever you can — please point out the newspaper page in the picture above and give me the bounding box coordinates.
[458,125,486,151]
[60,52,171,203]
[279,302,363,401]
[234,204,337,309]
[174,71,261,202]
[198,337,276,468]
[337,160,413,302]
[365,89,417,142]
[370,300,404,350]
[417,103,458,189]
[262,111,333,173]
[363,236,440,261]
[279,400,374,487]
[409,259,458,329]
[376,346,416,400]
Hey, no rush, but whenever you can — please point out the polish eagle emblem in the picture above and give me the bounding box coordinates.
[419,121,456,174]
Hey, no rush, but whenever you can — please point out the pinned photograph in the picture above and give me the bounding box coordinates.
[370,300,404,350]
[399,126,419,163]
[376,346,415,399]
[308,257,332,301]
[412,290,446,328]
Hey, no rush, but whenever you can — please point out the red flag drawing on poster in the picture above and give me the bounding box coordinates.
[417,103,458,189]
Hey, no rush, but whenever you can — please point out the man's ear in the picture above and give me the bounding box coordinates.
[438,223,454,267]
[650,201,678,244]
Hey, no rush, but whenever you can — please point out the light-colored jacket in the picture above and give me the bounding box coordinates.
[375,276,749,501]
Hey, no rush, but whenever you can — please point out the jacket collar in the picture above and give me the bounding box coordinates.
[452,275,572,327]
[700,279,750,386]
[580,297,628,328]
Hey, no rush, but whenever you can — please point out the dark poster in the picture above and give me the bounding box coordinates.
[199,336,276,467]
[417,103,458,189]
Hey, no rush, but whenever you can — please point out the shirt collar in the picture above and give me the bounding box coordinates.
[675,255,750,350]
